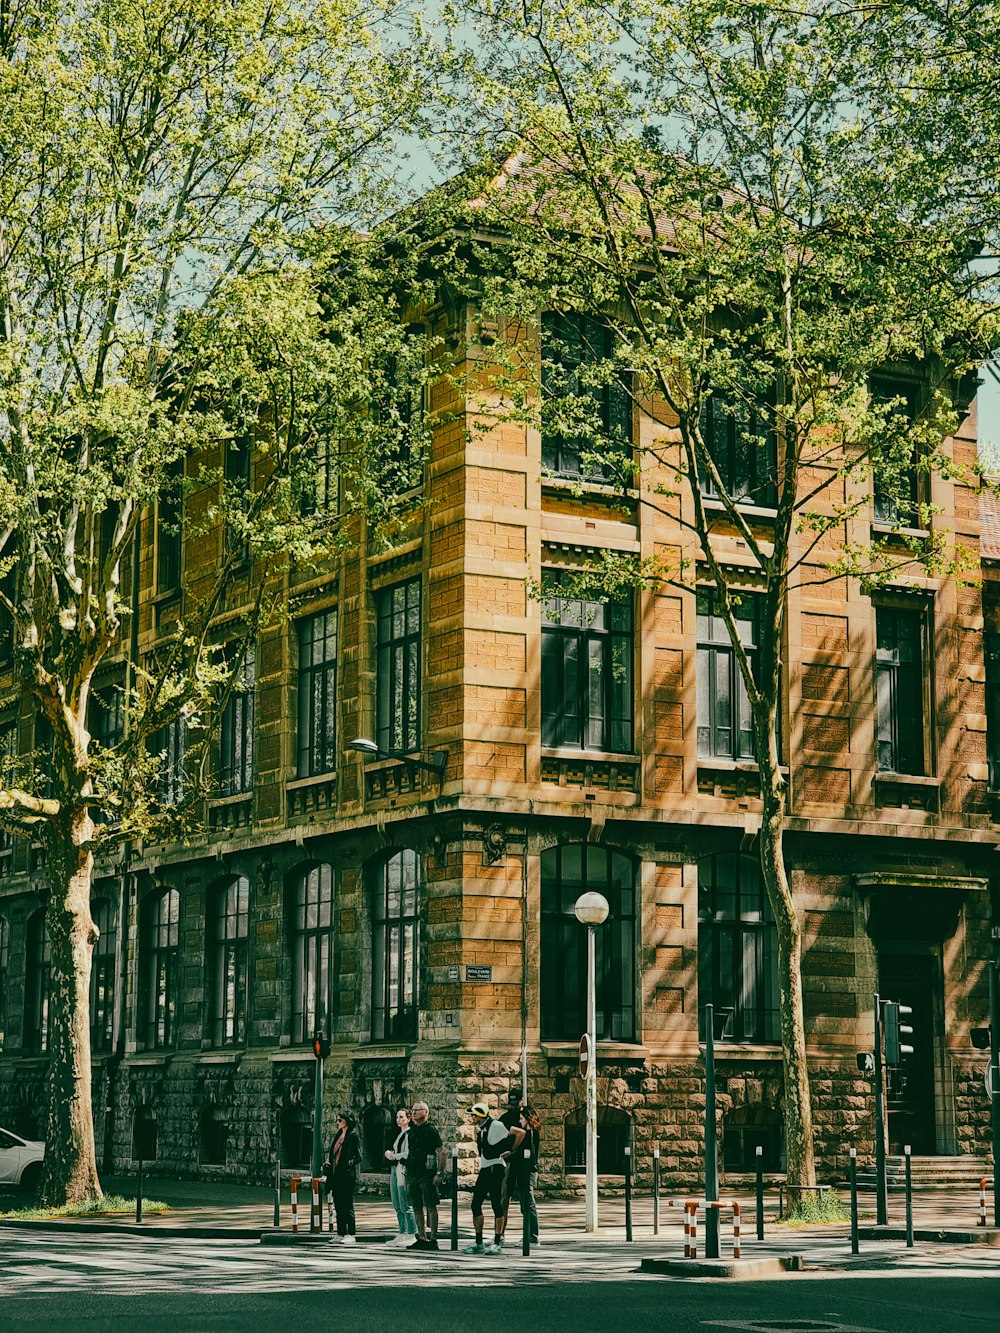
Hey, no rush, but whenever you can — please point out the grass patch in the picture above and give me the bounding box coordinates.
[0,1194,171,1220]
[781,1188,850,1226]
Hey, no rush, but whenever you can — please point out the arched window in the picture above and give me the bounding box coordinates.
[290,864,334,1044]
[280,1104,312,1169]
[564,1104,631,1176]
[698,852,779,1043]
[132,1106,158,1161]
[24,908,51,1053]
[210,877,250,1047]
[143,887,180,1049]
[371,850,419,1042]
[90,897,117,1054]
[0,916,9,1048]
[199,1105,229,1165]
[541,844,636,1042]
[361,1103,393,1172]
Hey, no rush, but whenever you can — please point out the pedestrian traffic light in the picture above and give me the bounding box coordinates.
[856,1051,875,1075]
[972,1026,992,1050]
[312,1033,330,1059]
[883,1001,914,1065]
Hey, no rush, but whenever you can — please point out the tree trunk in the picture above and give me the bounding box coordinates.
[759,760,816,1192]
[40,804,102,1205]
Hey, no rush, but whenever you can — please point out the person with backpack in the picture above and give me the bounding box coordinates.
[508,1104,542,1245]
[462,1100,524,1256]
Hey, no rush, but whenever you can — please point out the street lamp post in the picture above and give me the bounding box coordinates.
[574,890,610,1233]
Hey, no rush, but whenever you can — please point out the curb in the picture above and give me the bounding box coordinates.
[858,1225,1000,1246]
[0,1219,261,1239]
[640,1255,804,1279]
[260,1231,395,1247]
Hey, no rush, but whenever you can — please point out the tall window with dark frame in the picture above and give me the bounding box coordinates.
[541,573,633,752]
[986,632,1000,791]
[224,428,252,564]
[299,436,339,517]
[149,715,185,806]
[875,604,926,775]
[374,333,426,493]
[541,312,632,482]
[871,376,920,526]
[24,908,51,1053]
[376,580,421,754]
[291,863,335,1044]
[156,457,184,592]
[371,850,420,1042]
[296,612,337,777]
[0,916,9,1047]
[210,877,250,1047]
[143,887,180,1049]
[700,389,777,508]
[697,588,763,761]
[90,897,117,1054]
[219,645,255,796]
[540,843,636,1043]
[90,679,125,752]
[698,852,779,1044]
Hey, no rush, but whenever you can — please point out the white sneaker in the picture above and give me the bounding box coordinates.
[329,1234,343,1244]
[341,1234,356,1246]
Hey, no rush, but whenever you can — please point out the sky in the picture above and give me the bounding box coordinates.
[979,361,1000,473]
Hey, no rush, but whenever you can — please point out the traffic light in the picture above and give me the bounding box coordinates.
[972,1026,992,1050]
[883,1001,914,1065]
[312,1033,330,1059]
[856,1051,875,1075]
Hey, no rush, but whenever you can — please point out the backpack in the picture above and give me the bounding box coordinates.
[479,1119,507,1162]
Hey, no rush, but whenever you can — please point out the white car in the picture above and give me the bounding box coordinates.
[0,1126,44,1192]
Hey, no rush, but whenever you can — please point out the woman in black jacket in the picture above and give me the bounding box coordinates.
[324,1110,362,1244]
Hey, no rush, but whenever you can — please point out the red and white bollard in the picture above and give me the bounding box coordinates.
[688,1202,698,1257]
[980,1177,988,1228]
[290,1175,301,1233]
[731,1201,741,1258]
[311,1176,322,1233]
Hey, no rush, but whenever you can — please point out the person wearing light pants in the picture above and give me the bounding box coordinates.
[384,1108,418,1245]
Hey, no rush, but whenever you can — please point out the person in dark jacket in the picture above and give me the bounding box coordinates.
[324,1110,362,1244]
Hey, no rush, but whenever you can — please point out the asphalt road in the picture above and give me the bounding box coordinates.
[2,1233,999,1332]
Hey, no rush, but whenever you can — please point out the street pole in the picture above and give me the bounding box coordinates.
[574,891,609,1236]
[704,1003,720,1259]
[991,961,1000,1229]
[873,992,888,1227]
[312,1046,324,1180]
[586,919,598,1233]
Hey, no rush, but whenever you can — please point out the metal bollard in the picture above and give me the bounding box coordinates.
[311,1176,321,1233]
[684,1202,693,1257]
[904,1146,913,1247]
[653,1147,660,1236]
[755,1144,764,1240]
[136,1158,143,1225]
[849,1149,859,1255]
[290,1174,301,1233]
[450,1145,459,1251]
[521,1147,531,1256]
[273,1159,281,1228]
[624,1144,633,1242]
[980,1176,988,1228]
[689,1202,698,1258]
[732,1201,741,1259]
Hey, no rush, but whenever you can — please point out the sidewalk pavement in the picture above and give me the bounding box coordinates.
[2,1175,998,1272]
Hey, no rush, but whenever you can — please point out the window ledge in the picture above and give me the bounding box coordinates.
[270,1050,316,1064]
[150,588,181,607]
[702,498,778,522]
[286,772,337,791]
[706,1043,782,1059]
[194,1053,241,1066]
[541,475,639,501]
[541,747,636,764]
[541,1041,647,1059]
[872,771,940,812]
[870,521,931,541]
[125,1054,173,1067]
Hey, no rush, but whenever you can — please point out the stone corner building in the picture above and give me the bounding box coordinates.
[0,313,995,1193]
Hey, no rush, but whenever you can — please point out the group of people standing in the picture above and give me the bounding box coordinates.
[322,1091,541,1252]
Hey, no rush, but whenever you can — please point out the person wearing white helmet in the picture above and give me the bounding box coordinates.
[462,1100,524,1256]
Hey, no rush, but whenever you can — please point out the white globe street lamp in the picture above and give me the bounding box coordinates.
[574,890,610,1232]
